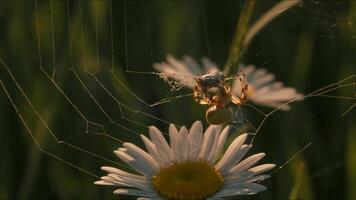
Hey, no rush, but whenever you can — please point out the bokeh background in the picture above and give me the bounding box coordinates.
[0,0,355,199]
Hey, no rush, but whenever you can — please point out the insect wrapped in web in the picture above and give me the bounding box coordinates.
[193,69,248,124]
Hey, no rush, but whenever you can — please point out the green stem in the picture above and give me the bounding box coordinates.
[224,0,256,76]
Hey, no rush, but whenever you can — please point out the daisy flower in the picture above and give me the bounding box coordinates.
[231,65,304,110]
[154,55,303,110]
[95,121,275,199]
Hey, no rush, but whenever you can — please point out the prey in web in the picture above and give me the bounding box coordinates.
[154,58,249,126]
[192,69,248,125]
[154,55,305,129]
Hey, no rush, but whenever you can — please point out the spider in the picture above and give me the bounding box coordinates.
[193,70,248,125]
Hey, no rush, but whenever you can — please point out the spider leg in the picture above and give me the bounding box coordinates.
[231,95,243,106]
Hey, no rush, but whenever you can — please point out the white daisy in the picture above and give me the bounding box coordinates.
[95,121,275,199]
[231,65,304,111]
[154,55,303,110]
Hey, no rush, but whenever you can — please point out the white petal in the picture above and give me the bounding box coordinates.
[101,166,145,181]
[215,134,248,173]
[167,55,195,76]
[238,65,304,111]
[100,175,130,186]
[236,174,271,184]
[182,55,202,75]
[210,125,230,163]
[140,134,168,167]
[221,145,251,175]
[118,147,127,152]
[108,173,149,186]
[251,68,268,80]
[94,180,116,186]
[187,121,203,161]
[153,63,176,76]
[107,173,149,187]
[114,150,154,176]
[108,174,155,192]
[252,73,275,88]
[268,81,284,90]
[213,183,266,197]
[149,126,173,162]
[202,57,220,72]
[169,124,179,162]
[113,189,157,197]
[154,61,196,88]
[108,174,153,192]
[198,125,218,160]
[241,65,255,77]
[249,164,276,175]
[228,153,266,175]
[177,126,189,162]
[225,182,267,192]
[123,143,159,173]
[254,87,300,101]
[206,126,222,163]
[228,163,276,181]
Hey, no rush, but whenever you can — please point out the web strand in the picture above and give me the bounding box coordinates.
[0,57,133,170]
[1,1,355,193]
[31,1,356,181]
[67,0,74,67]
[0,79,99,179]
[250,73,356,144]
[34,0,42,68]
[201,0,211,59]
[79,0,86,66]
[50,0,56,79]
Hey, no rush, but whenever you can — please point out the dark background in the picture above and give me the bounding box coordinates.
[0,0,355,199]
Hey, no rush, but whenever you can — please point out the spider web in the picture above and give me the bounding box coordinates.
[0,0,355,199]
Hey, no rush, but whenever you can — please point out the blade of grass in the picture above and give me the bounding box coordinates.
[224,0,255,76]
[243,0,301,47]
[224,0,301,76]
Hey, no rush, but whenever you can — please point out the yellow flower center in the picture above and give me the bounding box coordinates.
[152,161,224,200]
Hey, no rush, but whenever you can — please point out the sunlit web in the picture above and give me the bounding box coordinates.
[0,0,355,199]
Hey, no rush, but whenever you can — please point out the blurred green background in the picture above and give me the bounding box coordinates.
[0,0,355,199]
